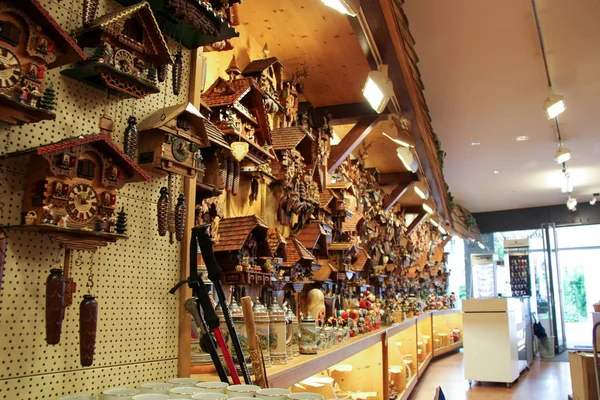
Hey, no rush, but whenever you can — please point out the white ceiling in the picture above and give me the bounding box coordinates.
[404,0,600,213]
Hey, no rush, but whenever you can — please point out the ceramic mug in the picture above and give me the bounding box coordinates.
[169,386,204,398]
[191,394,228,400]
[287,394,324,400]
[227,384,261,397]
[139,382,174,394]
[195,381,229,393]
[132,395,171,400]
[168,377,201,387]
[256,388,291,399]
[102,387,141,399]
[59,395,98,400]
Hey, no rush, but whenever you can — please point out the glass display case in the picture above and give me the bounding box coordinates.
[417,314,433,376]
[432,309,463,357]
[387,320,418,399]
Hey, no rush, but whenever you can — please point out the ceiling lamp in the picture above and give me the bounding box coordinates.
[561,171,573,193]
[413,180,429,200]
[429,218,439,227]
[590,193,599,205]
[321,0,357,16]
[381,114,415,148]
[438,225,447,235]
[231,141,249,162]
[544,92,566,119]
[363,65,394,113]
[478,241,485,249]
[422,199,435,214]
[397,147,419,173]
[566,196,577,211]
[555,143,571,164]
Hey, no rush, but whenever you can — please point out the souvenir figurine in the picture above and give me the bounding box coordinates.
[41,204,55,224]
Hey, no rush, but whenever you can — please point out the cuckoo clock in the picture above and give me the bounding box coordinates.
[241,56,284,115]
[61,2,172,99]
[113,0,239,49]
[137,102,211,178]
[201,56,274,164]
[7,133,151,246]
[0,0,85,125]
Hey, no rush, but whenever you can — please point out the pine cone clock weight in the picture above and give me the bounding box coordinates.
[157,187,169,236]
[175,194,186,242]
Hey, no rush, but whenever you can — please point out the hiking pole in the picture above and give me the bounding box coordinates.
[194,224,253,385]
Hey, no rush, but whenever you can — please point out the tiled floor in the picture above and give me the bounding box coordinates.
[409,352,572,400]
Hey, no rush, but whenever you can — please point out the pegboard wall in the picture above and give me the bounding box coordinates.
[0,0,193,397]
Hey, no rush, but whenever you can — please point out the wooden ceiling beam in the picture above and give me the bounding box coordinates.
[378,172,418,186]
[400,206,423,215]
[327,115,381,174]
[383,182,411,212]
[405,211,427,237]
[298,102,381,125]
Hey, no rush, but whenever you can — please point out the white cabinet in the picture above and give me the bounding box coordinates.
[462,298,528,385]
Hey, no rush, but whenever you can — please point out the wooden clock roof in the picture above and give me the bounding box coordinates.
[201,77,263,108]
[281,237,315,267]
[78,2,172,65]
[267,228,287,254]
[3,0,86,68]
[296,221,330,250]
[9,133,152,183]
[271,126,314,151]
[213,215,269,252]
[137,102,211,147]
[241,57,284,76]
[341,211,364,233]
[351,247,371,272]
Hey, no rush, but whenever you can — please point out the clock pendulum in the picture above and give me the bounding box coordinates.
[79,252,98,367]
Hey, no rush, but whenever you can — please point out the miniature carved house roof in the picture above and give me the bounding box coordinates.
[351,247,371,272]
[137,103,211,147]
[319,190,335,211]
[267,228,287,254]
[271,126,314,151]
[341,211,364,233]
[296,221,330,251]
[8,133,152,183]
[3,0,86,67]
[201,77,262,108]
[281,237,315,267]
[241,57,284,76]
[329,242,358,253]
[213,215,269,252]
[77,2,172,65]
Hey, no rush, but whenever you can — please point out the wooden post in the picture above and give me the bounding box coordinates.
[177,48,203,378]
[382,330,389,400]
[405,211,427,237]
[327,115,380,174]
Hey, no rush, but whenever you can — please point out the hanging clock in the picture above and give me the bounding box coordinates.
[114,49,133,74]
[171,137,189,162]
[66,183,99,222]
[0,46,22,91]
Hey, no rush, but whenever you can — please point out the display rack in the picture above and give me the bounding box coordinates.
[193,309,463,400]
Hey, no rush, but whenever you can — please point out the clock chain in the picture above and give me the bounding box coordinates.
[85,252,95,295]
[0,126,12,219]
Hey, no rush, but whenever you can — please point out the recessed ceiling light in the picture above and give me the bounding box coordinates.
[471,142,480,146]
[493,170,501,174]
[516,136,529,141]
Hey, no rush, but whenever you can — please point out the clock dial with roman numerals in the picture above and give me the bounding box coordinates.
[0,46,21,91]
[66,182,99,223]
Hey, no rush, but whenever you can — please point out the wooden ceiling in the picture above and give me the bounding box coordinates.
[237,0,371,107]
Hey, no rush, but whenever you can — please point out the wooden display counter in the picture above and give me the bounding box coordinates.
[192,309,463,399]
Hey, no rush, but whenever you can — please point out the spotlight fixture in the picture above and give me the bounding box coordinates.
[555,144,571,164]
[561,171,573,194]
[566,196,577,211]
[478,241,485,249]
[493,170,501,175]
[321,0,357,16]
[471,142,480,146]
[363,64,394,113]
[381,114,415,148]
[413,180,429,200]
[429,217,439,227]
[397,147,419,173]
[590,193,599,205]
[438,225,447,235]
[422,199,435,214]
[516,135,530,142]
[544,92,566,119]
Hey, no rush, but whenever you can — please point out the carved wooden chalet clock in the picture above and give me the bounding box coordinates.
[137,102,211,178]
[0,0,85,125]
[62,2,172,99]
[7,133,151,248]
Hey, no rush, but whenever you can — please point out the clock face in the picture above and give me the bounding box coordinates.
[172,137,189,162]
[114,49,133,73]
[66,182,99,223]
[0,46,21,91]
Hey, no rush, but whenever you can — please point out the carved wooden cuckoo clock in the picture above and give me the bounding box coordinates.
[7,133,151,248]
[62,2,172,99]
[137,102,211,178]
[0,0,85,125]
